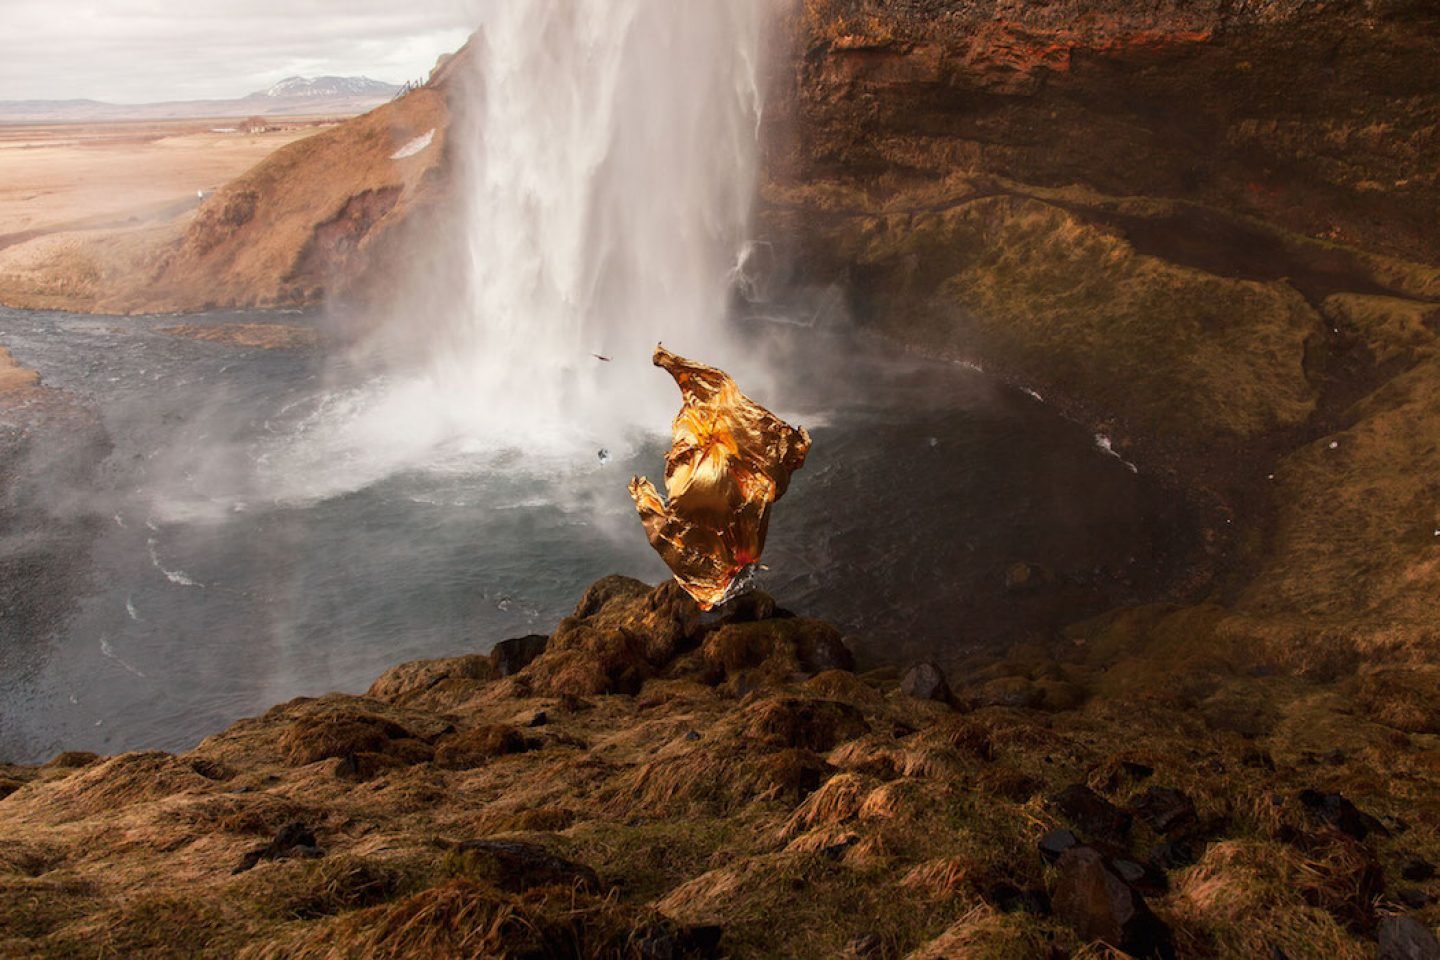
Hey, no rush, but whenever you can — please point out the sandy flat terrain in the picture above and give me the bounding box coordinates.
[0,118,336,250]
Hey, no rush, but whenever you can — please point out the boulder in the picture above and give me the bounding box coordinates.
[491,635,549,678]
[1052,846,1173,958]
[1038,828,1079,865]
[1298,789,1388,841]
[1378,916,1440,960]
[900,662,951,703]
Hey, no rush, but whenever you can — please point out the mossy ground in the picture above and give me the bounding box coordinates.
[1,579,1436,958]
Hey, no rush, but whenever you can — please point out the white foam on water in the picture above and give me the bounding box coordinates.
[99,635,147,678]
[147,538,205,588]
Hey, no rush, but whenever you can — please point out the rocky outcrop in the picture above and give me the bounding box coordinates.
[752,0,1440,670]
[2,575,1438,958]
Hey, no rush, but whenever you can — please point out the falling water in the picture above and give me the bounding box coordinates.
[434,0,767,447]
[395,2,768,449]
[255,0,770,500]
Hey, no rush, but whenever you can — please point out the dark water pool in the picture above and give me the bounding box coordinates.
[0,308,1193,762]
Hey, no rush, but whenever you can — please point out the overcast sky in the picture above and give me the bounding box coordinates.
[0,1,479,103]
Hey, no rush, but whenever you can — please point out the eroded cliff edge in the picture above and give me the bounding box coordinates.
[756,0,1440,674]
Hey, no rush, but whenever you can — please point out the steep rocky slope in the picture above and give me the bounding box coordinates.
[754,0,1440,671]
[2,577,1437,958]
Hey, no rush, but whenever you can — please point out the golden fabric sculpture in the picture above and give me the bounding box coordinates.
[629,345,810,609]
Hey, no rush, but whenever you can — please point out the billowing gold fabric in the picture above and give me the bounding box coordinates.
[630,345,811,609]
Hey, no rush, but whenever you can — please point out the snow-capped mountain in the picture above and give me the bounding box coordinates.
[257,76,401,99]
[0,76,405,123]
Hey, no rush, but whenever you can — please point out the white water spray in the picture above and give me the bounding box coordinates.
[253,1,770,502]
[434,0,767,447]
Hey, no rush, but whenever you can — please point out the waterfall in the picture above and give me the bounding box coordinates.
[425,0,767,452]
[260,1,768,502]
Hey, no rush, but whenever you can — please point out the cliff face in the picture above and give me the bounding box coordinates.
[757,0,1440,669]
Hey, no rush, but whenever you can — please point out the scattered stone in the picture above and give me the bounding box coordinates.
[452,839,600,893]
[1402,857,1436,882]
[1378,916,1440,960]
[1052,846,1173,958]
[1051,783,1133,842]
[1130,786,1198,836]
[900,662,951,703]
[1298,789,1389,840]
[1038,828,1079,864]
[234,821,323,874]
[491,634,549,678]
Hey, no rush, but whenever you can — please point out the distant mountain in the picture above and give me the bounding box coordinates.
[255,76,400,99]
[0,76,404,124]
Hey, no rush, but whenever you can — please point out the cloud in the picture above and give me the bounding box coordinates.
[0,1,480,103]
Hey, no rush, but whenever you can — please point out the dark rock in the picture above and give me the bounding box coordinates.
[1397,889,1435,910]
[1402,857,1436,882]
[234,821,322,873]
[1052,846,1173,958]
[1051,783,1133,842]
[1130,786,1198,836]
[900,662,951,703]
[453,839,600,893]
[1298,789,1389,840]
[684,729,702,742]
[491,634,549,678]
[1121,762,1155,780]
[1378,916,1440,960]
[1038,828,1079,864]
[527,711,548,727]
